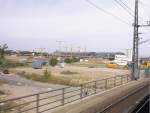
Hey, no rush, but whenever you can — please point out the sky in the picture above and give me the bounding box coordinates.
[0,0,150,57]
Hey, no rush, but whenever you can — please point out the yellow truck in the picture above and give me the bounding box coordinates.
[144,62,150,68]
[107,62,119,69]
[140,61,150,69]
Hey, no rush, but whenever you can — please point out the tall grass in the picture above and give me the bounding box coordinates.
[18,69,83,86]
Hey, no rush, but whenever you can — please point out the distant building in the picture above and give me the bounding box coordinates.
[114,49,132,66]
[53,51,125,59]
[53,51,96,58]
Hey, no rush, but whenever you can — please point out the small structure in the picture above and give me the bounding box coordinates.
[32,58,48,69]
[114,49,132,66]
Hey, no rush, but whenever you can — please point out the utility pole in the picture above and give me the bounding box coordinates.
[132,0,139,80]
[132,0,150,80]
[70,47,73,58]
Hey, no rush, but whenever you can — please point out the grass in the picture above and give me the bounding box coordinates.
[0,80,6,95]
[0,90,5,95]
[0,101,26,113]
[10,66,129,86]
[17,70,83,86]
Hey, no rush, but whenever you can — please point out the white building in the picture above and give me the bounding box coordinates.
[114,49,132,66]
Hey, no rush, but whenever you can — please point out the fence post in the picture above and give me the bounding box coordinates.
[114,77,116,87]
[62,88,65,105]
[105,79,107,89]
[94,81,97,94]
[127,76,129,83]
[80,85,83,99]
[121,76,123,85]
[36,94,39,113]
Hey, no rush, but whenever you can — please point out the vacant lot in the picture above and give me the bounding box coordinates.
[10,65,129,85]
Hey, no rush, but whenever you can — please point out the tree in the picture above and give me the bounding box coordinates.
[49,57,58,67]
[64,57,79,64]
[64,58,72,64]
[0,44,8,59]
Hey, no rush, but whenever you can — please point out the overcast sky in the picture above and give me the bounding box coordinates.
[0,0,150,57]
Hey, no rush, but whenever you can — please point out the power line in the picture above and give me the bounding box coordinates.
[85,0,131,26]
[139,1,150,18]
[138,1,150,31]
[118,0,146,23]
[139,38,150,45]
[119,0,134,12]
[114,0,134,18]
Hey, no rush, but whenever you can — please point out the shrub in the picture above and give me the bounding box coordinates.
[0,58,28,71]
[61,70,78,75]
[0,90,5,95]
[43,69,51,80]
[3,69,9,74]
[88,66,95,68]
[64,57,79,64]
[49,57,58,67]
[72,57,80,62]
[64,58,72,64]
[0,58,9,69]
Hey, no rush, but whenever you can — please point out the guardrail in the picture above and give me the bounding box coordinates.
[0,75,130,113]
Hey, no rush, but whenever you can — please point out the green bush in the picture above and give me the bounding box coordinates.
[64,58,72,64]
[0,58,8,68]
[43,69,51,80]
[0,57,28,71]
[64,57,79,64]
[49,57,58,67]
[72,57,80,62]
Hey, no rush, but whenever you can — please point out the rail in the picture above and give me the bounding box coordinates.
[99,82,149,113]
[0,74,131,113]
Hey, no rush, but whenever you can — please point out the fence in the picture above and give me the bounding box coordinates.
[0,75,130,113]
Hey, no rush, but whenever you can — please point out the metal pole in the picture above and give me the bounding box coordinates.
[94,81,97,94]
[121,76,123,85]
[36,94,39,113]
[105,79,107,89]
[114,77,116,87]
[80,85,83,99]
[62,88,65,105]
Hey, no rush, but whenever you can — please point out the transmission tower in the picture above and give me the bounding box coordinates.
[56,41,64,52]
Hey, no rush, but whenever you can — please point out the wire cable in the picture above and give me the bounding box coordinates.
[115,0,145,23]
[119,0,134,12]
[85,0,131,26]
[114,0,134,18]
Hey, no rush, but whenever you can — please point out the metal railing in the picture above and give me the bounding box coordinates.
[0,75,130,113]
